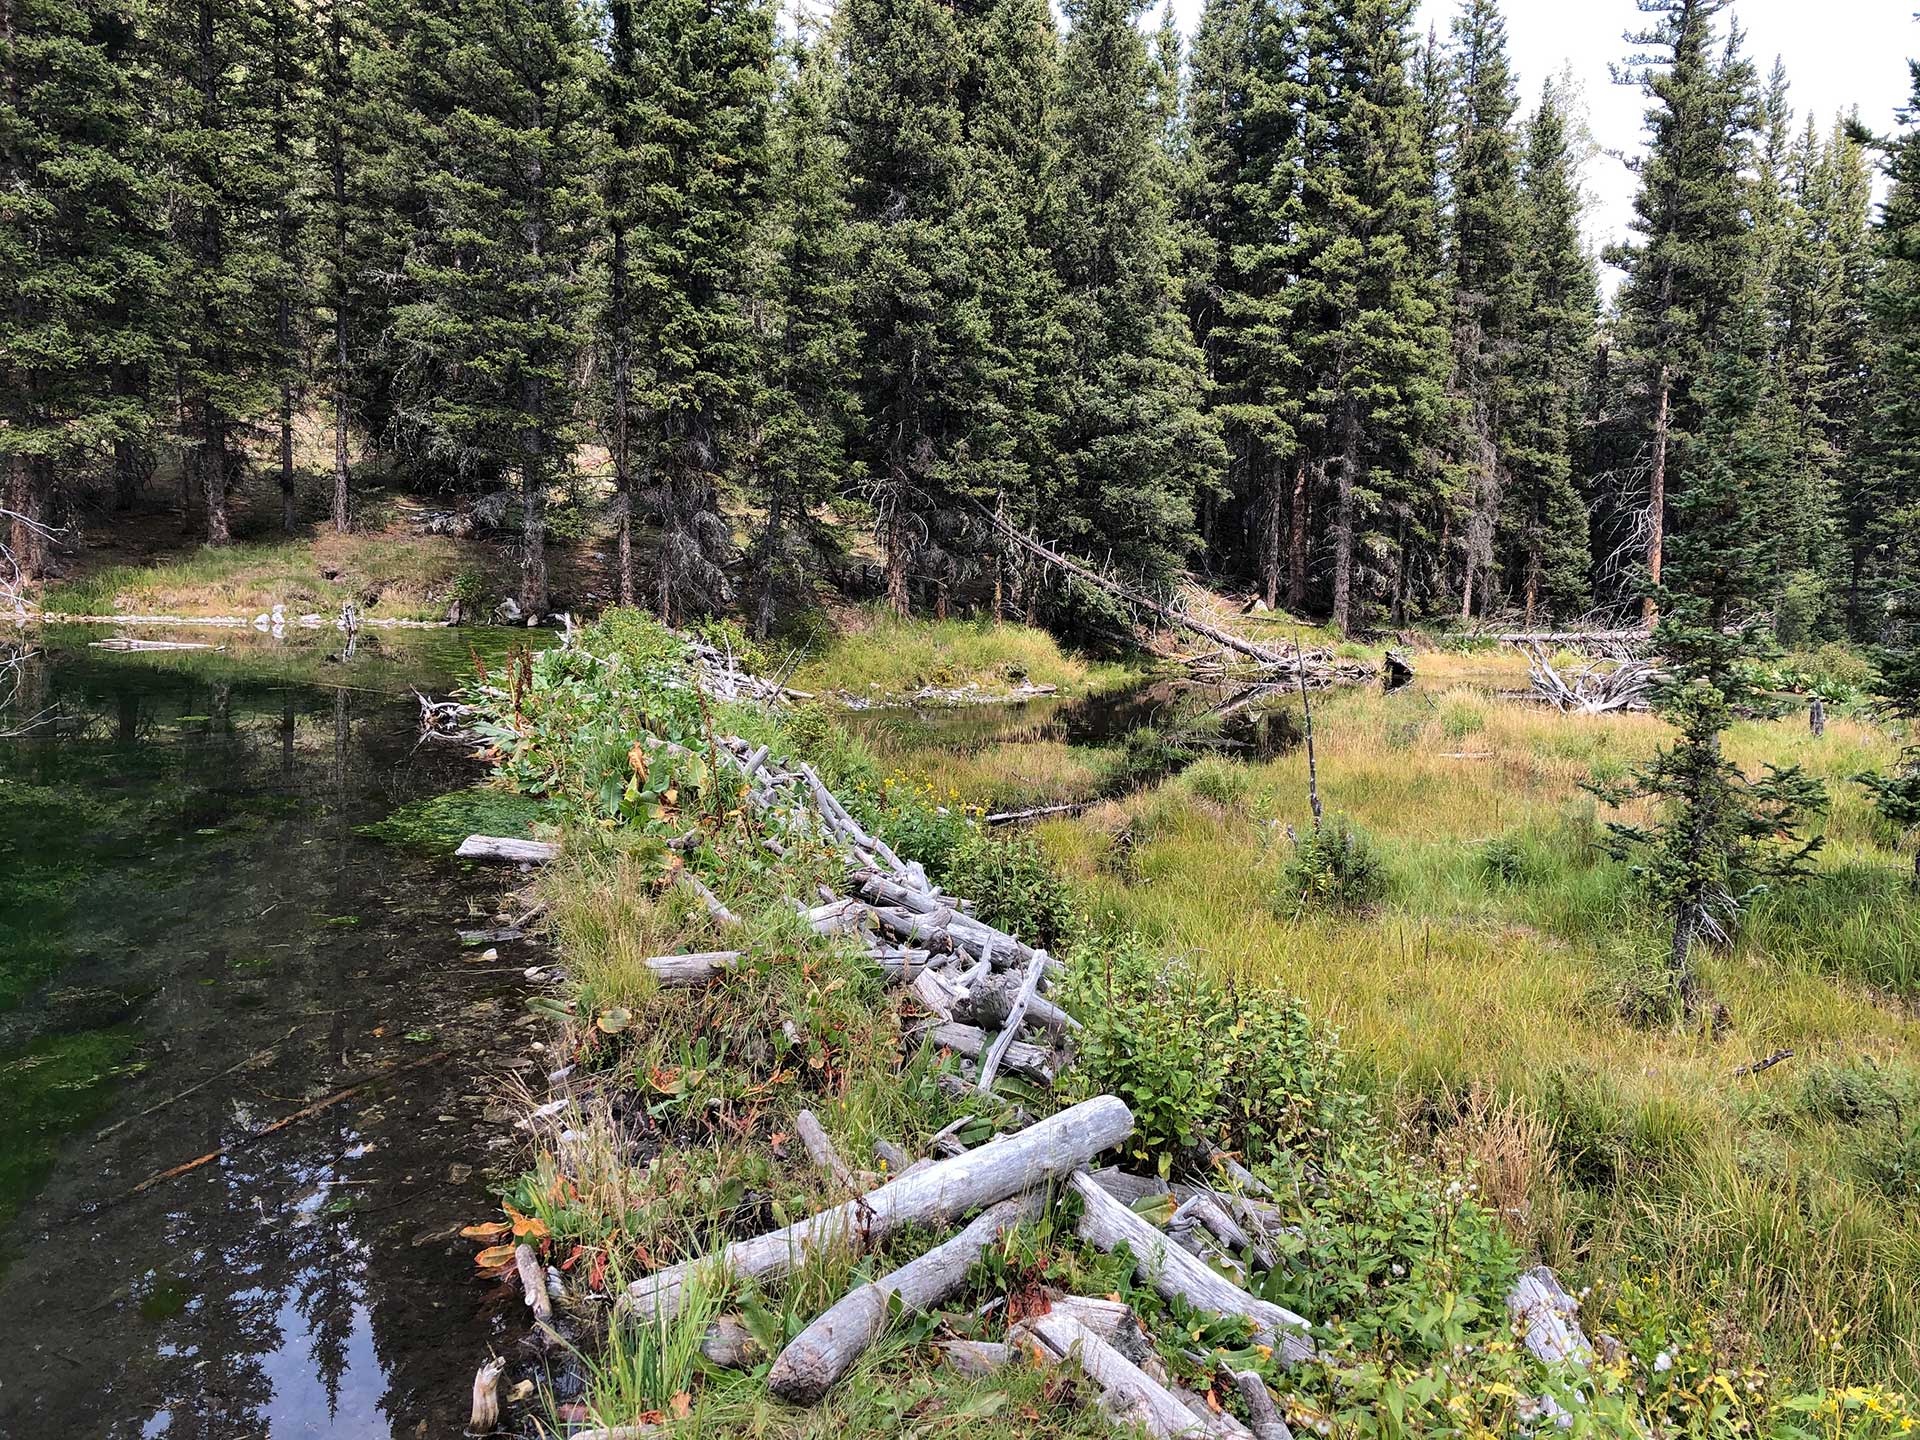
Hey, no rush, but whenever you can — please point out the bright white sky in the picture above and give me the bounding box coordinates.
[1160,0,1920,286]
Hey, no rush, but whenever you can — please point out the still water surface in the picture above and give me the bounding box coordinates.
[0,629,534,1439]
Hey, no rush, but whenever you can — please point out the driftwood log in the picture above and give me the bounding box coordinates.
[626,1096,1132,1322]
[469,1356,505,1433]
[766,1193,1046,1403]
[456,835,559,863]
[644,950,741,986]
[1015,1311,1240,1440]
[1070,1173,1313,1365]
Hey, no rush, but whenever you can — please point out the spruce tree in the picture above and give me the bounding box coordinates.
[955,0,1067,620]
[384,0,596,612]
[621,0,772,622]
[1053,0,1223,604]
[1189,0,1309,610]
[1607,0,1755,621]
[262,0,312,532]
[1444,0,1523,624]
[1856,64,1920,641]
[744,27,860,636]
[1595,289,1824,1005]
[152,0,286,544]
[314,0,360,533]
[839,0,974,614]
[1500,80,1596,626]
[0,0,169,583]
[1297,0,1448,634]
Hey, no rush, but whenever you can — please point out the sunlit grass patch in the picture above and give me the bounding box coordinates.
[792,606,1137,698]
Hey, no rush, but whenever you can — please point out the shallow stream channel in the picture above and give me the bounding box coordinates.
[0,626,542,1438]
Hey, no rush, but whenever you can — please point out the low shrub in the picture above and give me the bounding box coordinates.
[1059,935,1365,1172]
[945,830,1076,949]
[1278,814,1386,913]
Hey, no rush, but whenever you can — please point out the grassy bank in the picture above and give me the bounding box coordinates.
[1032,661,1920,1384]
[430,613,1918,1438]
[36,530,503,622]
[790,606,1141,700]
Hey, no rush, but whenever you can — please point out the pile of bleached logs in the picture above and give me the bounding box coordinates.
[1522,641,1657,714]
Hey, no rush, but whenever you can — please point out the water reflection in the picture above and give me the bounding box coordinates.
[0,633,531,1438]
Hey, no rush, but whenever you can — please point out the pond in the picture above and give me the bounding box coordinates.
[0,626,539,1439]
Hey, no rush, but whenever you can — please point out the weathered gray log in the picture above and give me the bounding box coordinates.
[1507,1265,1590,1365]
[1170,1193,1274,1272]
[1015,1311,1236,1439]
[1089,1167,1172,1208]
[984,801,1094,826]
[874,905,954,949]
[953,968,1079,1034]
[941,1339,1011,1377]
[679,873,742,927]
[1046,1294,1155,1365]
[1071,1173,1312,1365]
[457,835,559,863]
[1203,1145,1273,1199]
[515,1243,553,1324]
[911,968,962,1021]
[873,1138,914,1172]
[1218,1361,1293,1440]
[644,950,742,986]
[625,1096,1132,1321]
[795,1109,858,1192]
[977,948,1051,1093]
[766,1193,1045,1403]
[928,1021,1053,1083]
[699,1315,764,1369]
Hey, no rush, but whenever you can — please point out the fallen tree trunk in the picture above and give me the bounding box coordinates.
[1015,1310,1239,1439]
[976,949,1052,1093]
[644,951,741,986]
[928,1021,1054,1083]
[1070,1173,1313,1365]
[625,1096,1132,1322]
[1507,1265,1590,1365]
[767,1193,1046,1403]
[456,835,559,863]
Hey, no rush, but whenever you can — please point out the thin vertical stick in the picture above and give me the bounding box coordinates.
[1294,636,1322,830]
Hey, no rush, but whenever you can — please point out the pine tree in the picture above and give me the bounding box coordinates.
[1189,0,1309,610]
[839,0,974,614]
[744,26,860,636]
[1856,64,1920,642]
[1595,288,1825,1005]
[1297,0,1448,634]
[1053,0,1223,606]
[262,0,312,532]
[313,0,360,533]
[955,0,1067,620]
[152,0,286,544]
[0,0,170,584]
[623,0,772,622]
[1500,80,1595,626]
[1607,0,1756,621]
[1444,0,1523,624]
[383,0,596,612]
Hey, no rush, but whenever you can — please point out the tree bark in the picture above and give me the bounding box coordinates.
[1644,362,1670,626]
[607,1,637,605]
[1331,418,1357,636]
[327,4,350,535]
[203,407,231,545]
[1257,449,1281,611]
[766,1194,1044,1403]
[1286,455,1309,613]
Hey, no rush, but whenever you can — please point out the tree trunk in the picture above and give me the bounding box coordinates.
[885,501,909,617]
[1286,455,1309,613]
[1331,419,1357,636]
[1257,451,1281,611]
[279,379,296,532]
[1644,362,1670,626]
[203,408,231,545]
[1524,547,1540,631]
[606,6,637,606]
[7,454,43,584]
[520,448,548,616]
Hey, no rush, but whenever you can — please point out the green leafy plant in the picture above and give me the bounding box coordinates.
[1279,815,1386,914]
[945,830,1076,948]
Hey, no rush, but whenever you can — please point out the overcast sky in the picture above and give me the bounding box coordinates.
[1161,0,1920,284]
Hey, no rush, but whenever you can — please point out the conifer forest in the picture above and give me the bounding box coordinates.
[16,1,1920,1437]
